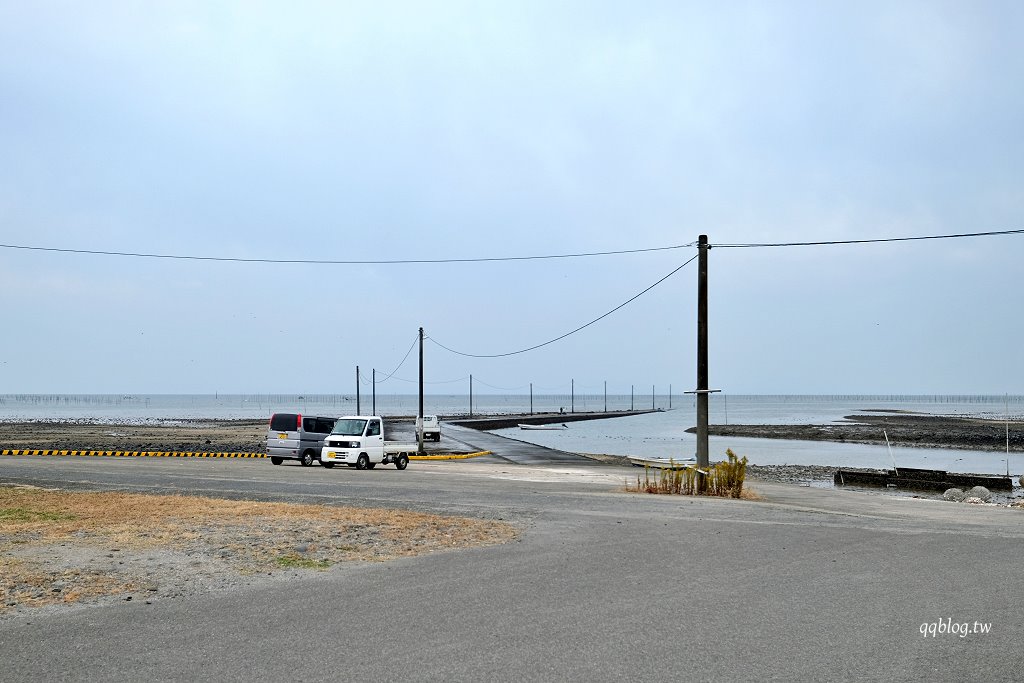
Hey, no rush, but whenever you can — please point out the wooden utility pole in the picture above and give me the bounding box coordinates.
[418,327,424,455]
[696,235,710,489]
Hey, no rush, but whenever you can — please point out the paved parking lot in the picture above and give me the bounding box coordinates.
[2,439,1023,682]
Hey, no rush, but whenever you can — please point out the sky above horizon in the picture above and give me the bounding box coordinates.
[2,1,1022,396]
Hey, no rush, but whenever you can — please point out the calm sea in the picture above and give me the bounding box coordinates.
[1,394,1021,475]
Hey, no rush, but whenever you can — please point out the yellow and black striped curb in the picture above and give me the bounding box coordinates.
[1,449,265,458]
[1,449,492,460]
[410,450,491,461]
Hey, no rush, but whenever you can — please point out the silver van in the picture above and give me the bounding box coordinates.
[266,413,337,467]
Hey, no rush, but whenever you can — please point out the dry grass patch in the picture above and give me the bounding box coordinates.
[1,485,517,613]
[626,449,752,498]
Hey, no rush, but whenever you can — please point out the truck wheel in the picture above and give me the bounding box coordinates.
[270,457,283,466]
[356,454,369,470]
[395,454,409,470]
[300,451,315,467]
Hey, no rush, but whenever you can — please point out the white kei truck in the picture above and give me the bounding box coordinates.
[319,416,417,470]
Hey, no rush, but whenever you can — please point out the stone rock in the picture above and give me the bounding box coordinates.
[965,486,992,502]
[943,488,966,502]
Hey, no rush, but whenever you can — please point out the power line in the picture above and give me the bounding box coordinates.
[713,228,1024,248]
[387,374,469,385]
[471,377,531,392]
[0,241,696,265]
[428,254,699,358]
[372,334,419,384]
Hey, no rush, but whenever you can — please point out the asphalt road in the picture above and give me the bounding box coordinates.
[2,444,1023,682]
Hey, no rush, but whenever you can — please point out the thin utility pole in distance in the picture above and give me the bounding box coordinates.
[372,368,376,415]
[356,366,361,415]
[418,327,424,455]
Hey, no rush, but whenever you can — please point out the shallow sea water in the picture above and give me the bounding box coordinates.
[1,394,1021,476]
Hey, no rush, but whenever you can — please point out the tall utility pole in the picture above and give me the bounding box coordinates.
[571,379,574,413]
[604,381,607,412]
[469,374,473,417]
[652,385,655,410]
[696,234,710,489]
[418,327,424,455]
[530,383,533,415]
[372,368,376,415]
[631,385,634,411]
[356,366,361,414]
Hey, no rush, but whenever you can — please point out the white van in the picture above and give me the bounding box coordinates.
[419,415,440,442]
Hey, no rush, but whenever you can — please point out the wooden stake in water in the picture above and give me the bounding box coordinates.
[884,429,898,476]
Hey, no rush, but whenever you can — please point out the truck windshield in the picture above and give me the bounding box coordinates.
[331,419,367,437]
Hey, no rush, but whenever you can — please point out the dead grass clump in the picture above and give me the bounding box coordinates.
[627,449,749,498]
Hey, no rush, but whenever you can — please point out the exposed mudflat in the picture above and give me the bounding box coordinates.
[0,417,434,454]
[688,412,1023,452]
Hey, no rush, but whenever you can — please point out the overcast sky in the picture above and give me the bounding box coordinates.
[1,1,1022,395]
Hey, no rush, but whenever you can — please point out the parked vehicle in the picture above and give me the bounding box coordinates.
[419,415,441,442]
[266,413,337,467]
[320,416,417,470]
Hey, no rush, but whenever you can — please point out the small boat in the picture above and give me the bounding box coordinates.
[629,456,697,469]
[518,423,569,430]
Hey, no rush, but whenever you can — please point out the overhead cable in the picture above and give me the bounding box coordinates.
[387,375,469,385]
[471,377,531,391]
[428,254,698,358]
[372,333,420,384]
[0,241,696,265]
[713,228,1024,248]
